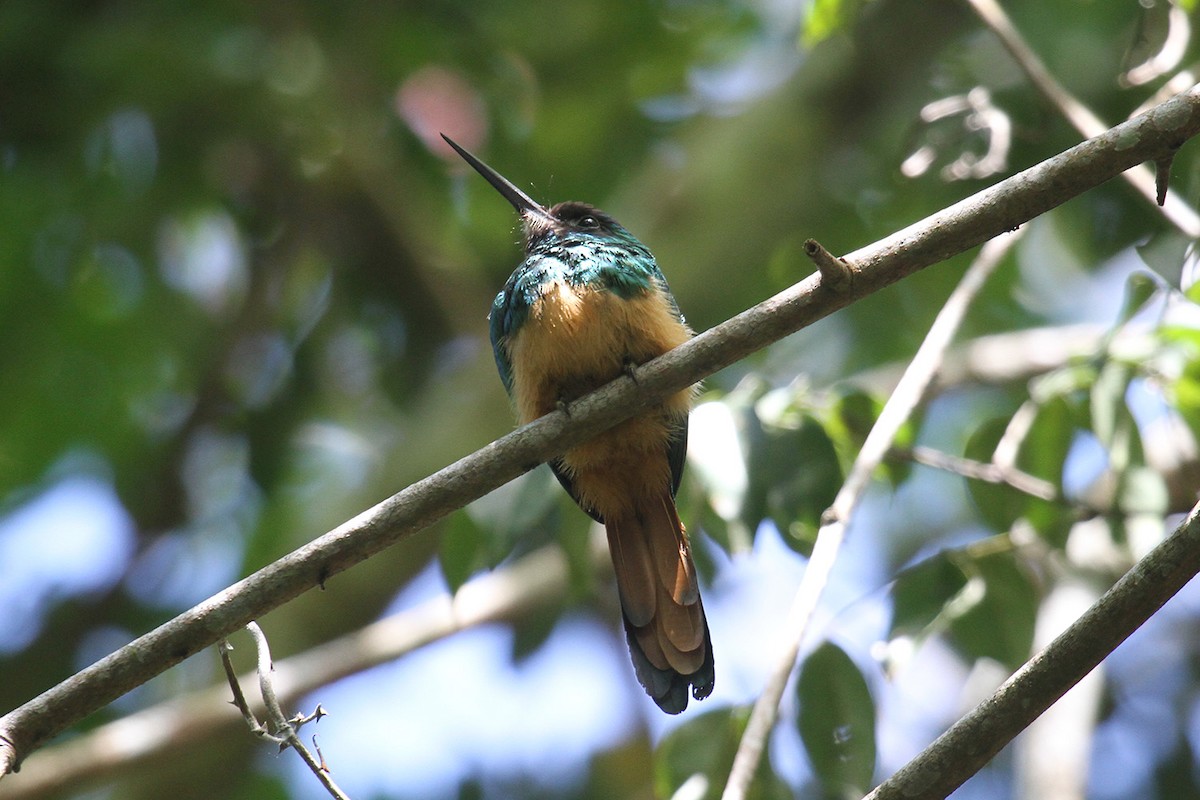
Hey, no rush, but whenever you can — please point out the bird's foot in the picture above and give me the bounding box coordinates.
[622,356,640,384]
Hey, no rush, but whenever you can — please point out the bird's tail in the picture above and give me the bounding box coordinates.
[605,490,714,714]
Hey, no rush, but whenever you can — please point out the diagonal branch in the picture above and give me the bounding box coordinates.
[227,622,350,800]
[3,84,1200,781]
[3,544,582,799]
[721,227,1021,800]
[963,0,1200,236]
[865,499,1200,800]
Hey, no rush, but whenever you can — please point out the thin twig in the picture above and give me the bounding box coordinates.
[219,639,272,740]
[903,444,1058,501]
[721,232,1021,800]
[4,86,1200,780]
[992,398,1040,472]
[865,499,1200,799]
[232,622,350,800]
[962,0,1200,236]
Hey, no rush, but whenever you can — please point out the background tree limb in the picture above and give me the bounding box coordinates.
[865,499,1200,800]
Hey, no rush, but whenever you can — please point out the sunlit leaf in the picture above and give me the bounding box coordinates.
[803,0,870,47]
[1118,465,1169,516]
[1090,359,1133,453]
[689,398,752,532]
[947,547,1038,671]
[889,551,970,640]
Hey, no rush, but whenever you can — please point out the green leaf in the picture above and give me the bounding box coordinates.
[889,551,970,640]
[827,390,879,472]
[510,601,563,663]
[1090,359,1133,452]
[1018,396,1076,547]
[655,707,792,800]
[1112,271,1160,327]
[802,0,871,47]
[555,493,599,602]
[797,642,877,798]
[947,547,1038,671]
[1162,326,1200,443]
[1135,233,1189,286]
[439,510,487,592]
[763,414,843,555]
[826,389,914,489]
[963,416,1026,531]
[961,397,1075,544]
[468,466,562,563]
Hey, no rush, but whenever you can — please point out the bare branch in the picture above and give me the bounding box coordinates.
[220,639,273,741]
[903,445,1058,501]
[236,622,351,800]
[721,229,1019,800]
[962,0,1200,235]
[3,543,581,798]
[4,85,1200,781]
[865,499,1200,800]
[805,238,852,291]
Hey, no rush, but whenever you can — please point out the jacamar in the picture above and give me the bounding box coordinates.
[443,135,714,714]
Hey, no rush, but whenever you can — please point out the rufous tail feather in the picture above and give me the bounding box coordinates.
[605,490,714,714]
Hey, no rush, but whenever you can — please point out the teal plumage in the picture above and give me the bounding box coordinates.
[489,212,671,393]
[445,136,714,714]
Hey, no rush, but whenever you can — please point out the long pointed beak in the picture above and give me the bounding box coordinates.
[441,134,554,224]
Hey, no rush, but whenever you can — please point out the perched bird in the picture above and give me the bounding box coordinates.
[442,134,714,714]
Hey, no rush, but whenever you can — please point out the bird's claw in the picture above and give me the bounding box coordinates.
[622,357,640,384]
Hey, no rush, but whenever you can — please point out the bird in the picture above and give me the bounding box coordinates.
[442,134,714,714]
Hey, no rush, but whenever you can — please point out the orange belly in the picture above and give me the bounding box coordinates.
[505,280,693,517]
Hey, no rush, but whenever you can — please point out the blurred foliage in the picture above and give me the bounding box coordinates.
[797,643,877,798]
[5,0,1200,799]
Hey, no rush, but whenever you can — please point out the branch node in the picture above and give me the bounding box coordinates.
[223,624,352,798]
[805,238,853,292]
[1155,153,1175,206]
[0,733,18,776]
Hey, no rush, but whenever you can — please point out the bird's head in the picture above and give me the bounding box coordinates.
[441,135,637,254]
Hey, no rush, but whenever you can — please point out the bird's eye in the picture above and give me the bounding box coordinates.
[578,215,600,229]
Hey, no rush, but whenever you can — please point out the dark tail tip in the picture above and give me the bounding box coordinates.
[623,615,715,715]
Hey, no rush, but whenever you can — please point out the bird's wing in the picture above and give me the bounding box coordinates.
[667,416,688,499]
[488,286,516,395]
[548,459,604,523]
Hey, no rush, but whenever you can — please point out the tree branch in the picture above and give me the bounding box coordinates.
[721,225,1019,800]
[224,622,350,800]
[963,0,1200,236]
[3,543,583,798]
[4,84,1200,780]
[865,499,1200,800]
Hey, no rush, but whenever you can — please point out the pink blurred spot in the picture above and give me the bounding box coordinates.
[396,66,487,159]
